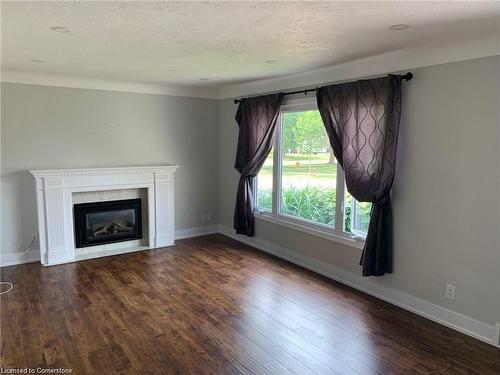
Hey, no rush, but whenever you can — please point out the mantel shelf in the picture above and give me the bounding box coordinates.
[30,165,179,178]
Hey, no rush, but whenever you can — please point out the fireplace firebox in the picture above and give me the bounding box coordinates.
[74,199,142,248]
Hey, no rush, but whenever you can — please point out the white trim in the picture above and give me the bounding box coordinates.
[255,102,365,249]
[334,164,346,237]
[495,323,500,347]
[280,97,317,111]
[1,70,219,99]
[218,224,499,348]
[48,245,153,267]
[30,165,179,178]
[30,165,178,266]
[0,224,220,267]
[0,252,41,267]
[218,34,500,99]
[255,213,364,250]
[175,225,219,240]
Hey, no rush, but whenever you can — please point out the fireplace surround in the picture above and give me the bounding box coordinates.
[74,198,143,248]
[30,165,178,266]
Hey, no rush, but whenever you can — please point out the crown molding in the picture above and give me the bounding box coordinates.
[218,33,500,99]
[0,70,220,99]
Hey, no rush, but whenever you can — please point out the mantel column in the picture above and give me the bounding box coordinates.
[154,170,175,247]
[36,177,73,265]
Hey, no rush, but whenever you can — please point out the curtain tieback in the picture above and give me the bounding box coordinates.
[373,194,390,206]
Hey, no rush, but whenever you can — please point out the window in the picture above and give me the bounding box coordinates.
[255,148,273,212]
[255,98,369,244]
[344,191,372,237]
[280,110,336,227]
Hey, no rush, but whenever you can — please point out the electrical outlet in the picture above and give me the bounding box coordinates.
[445,284,456,300]
[201,214,207,222]
[206,213,212,221]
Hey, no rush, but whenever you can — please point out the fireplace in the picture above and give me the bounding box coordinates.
[31,166,177,265]
[74,198,142,248]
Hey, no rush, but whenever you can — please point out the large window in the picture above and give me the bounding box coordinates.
[255,99,371,242]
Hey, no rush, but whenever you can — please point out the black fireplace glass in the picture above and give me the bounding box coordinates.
[74,199,142,248]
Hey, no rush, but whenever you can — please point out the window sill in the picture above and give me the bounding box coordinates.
[254,212,365,250]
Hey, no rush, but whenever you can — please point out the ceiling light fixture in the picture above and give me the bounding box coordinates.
[389,24,410,31]
[29,59,45,64]
[50,26,70,33]
[265,59,279,64]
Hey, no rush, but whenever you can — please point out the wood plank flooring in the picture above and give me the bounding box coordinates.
[1,234,499,374]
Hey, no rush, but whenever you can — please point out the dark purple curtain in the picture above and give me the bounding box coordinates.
[234,93,285,236]
[316,75,402,276]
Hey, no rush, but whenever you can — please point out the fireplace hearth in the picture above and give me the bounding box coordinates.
[74,198,142,248]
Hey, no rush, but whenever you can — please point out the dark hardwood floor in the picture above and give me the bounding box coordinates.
[1,234,499,374]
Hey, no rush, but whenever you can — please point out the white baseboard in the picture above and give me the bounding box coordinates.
[495,323,500,347]
[0,225,220,267]
[175,225,219,240]
[218,224,499,348]
[0,251,41,267]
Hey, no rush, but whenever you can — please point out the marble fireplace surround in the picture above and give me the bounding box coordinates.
[30,165,178,266]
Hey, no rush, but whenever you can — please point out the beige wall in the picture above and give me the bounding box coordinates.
[218,56,500,327]
[1,83,219,256]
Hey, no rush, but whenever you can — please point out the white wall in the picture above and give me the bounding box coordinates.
[1,83,219,258]
[218,56,500,340]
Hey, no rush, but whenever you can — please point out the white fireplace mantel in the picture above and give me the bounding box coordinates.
[30,165,178,266]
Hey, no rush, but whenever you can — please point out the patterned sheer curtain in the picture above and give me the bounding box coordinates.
[233,93,285,236]
[316,76,402,276]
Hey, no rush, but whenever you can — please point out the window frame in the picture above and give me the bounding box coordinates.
[347,194,370,238]
[254,97,366,249]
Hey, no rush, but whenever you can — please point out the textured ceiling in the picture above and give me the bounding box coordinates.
[2,1,500,88]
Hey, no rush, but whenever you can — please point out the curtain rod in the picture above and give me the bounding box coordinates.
[233,72,413,104]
